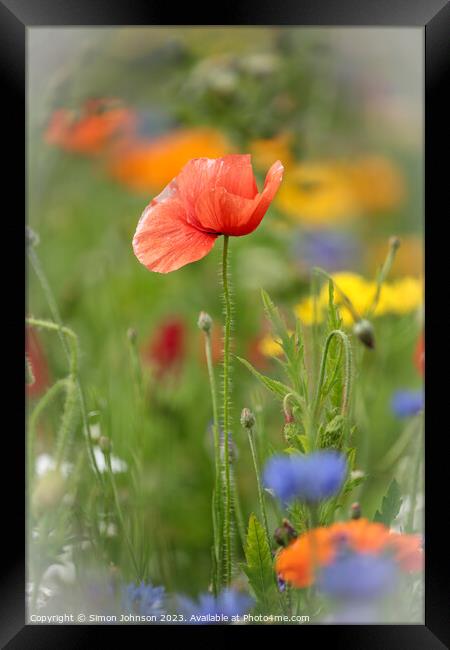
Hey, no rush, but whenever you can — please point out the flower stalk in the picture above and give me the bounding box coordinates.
[221,235,234,585]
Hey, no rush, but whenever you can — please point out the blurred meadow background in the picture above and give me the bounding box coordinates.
[27,27,424,616]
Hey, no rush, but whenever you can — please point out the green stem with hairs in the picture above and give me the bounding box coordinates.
[221,235,233,585]
[312,330,352,445]
[246,424,270,547]
[27,249,103,485]
[202,326,223,592]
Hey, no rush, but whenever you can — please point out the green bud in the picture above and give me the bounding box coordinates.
[127,327,137,343]
[197,311,212,333]
[240,407,255,429]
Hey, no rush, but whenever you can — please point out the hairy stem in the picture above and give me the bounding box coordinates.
[246,425,270,547]
[312,329,352,444]
[27,251,103,485]
[221,235,233,585]
[202,327,223,592]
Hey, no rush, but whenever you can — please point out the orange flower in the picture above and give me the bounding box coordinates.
[276,518,423,589]
[275,527,334,588]
[108,128,231,193]
[133,154,284,274]
[45,98,136,155]
[328,518,390,554]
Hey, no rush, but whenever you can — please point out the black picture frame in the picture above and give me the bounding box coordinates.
[1,0,449,645]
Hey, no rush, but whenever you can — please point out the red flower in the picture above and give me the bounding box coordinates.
[26,326,50,398]
[143,317,186,378]
[414,331,424,376]
[45,98,136,156]
[132,154,284,273]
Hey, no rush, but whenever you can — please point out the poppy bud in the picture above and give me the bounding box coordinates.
[99,436,111,453]
[127,327,137,343]
[389,236,401,251]
[350,502,361,520]
[353,319,375,350]
[197,311,212,333]
[240,407,255,430]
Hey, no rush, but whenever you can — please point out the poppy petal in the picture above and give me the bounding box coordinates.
[178,154,258,220]
[194,186,257,236]
[240,159,284,234]
[133,180,217,273]
[194,160,284,236]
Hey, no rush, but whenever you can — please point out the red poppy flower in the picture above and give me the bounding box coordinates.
[45,98,136,156]
[414,331,424,376]
[26,326,50,398]
[143,317,186,378]
[132,155,284,273]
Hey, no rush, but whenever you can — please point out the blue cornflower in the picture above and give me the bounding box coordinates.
[391,390,423,418]
[317,551,397,601]
[292,230,359,273]
[263,450,347,504]
[122,581,165,617]
[178,589,253,624]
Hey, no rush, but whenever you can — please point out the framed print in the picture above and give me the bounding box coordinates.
[1,0,448,645]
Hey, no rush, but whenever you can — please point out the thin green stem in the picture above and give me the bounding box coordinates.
[104,449,141,580]
[312,329,352,444]
[26,317,78,377]
[221,235,233,585]
[246,426,270,547]
[27,249,104,485]
[28,378,68,492]
[202,328,222,592]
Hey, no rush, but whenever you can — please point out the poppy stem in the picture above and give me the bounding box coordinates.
[201,324,223,594]
[221,235,234,585]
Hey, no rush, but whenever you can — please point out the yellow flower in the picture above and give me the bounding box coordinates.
[294,297,317,326]
[276,163,357,226]
[258,334,284,358]
[258,330,295,358]
[294,273,423,327]
[381,277,423,314]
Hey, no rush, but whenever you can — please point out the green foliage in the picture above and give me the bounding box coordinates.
[374,478,403,526]
[236,356,299,401]
[243,514,280,612]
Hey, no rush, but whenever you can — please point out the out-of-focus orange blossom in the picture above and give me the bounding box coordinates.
[276,518,423,589]
[45,98,137,156]
[107,127,232,193]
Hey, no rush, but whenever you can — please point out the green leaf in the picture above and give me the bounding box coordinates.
[236,356,298,400]
[374,478,403,526]
[260,289,289,346]
[243,514,278,611]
